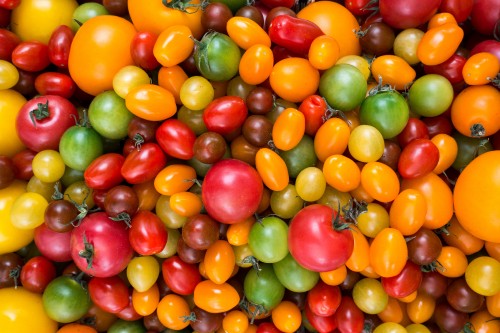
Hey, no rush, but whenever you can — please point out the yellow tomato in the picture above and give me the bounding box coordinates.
[0,90,26,157]
[112,65,151,99]
[0,60,19,90]
[10,192,48,230]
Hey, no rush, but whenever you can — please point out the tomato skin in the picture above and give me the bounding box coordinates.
[34,224,72,262]
[47,25,74,68]
[130,31,160,71]
[298,94,327,136]
[121,143,167,184]
[470,0,500,36]
[12,41,50,72]
[255,148,289,192]
[0,28,20,61]
[288,204,354,272]
[19,256,56,294]
[84,153,124,190]
[88,276,129,314]
[440,0,474,23]
[193,280,241,313]
[417,23,464,66]
[380,0,440,29]
[462,52,500,86]
[307,280,341,317]
[268,15,323,56]
[156,119,196,160]
[70,212,134,278]
[334,295,365,333]
[423,53,466,84]
[203,96,248,135]
[398,139,440,179]
[381,261,422,298]
[227,16,271,50]
[370,55,416,90]
[369,228,408,278]
[161,255,201,295]
[305,303,337,333]
[129,210,168,256]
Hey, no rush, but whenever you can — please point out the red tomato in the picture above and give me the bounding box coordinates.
[19,256,56,293]
[129,210,168,256]
[381,260,422,298]
[379,0,441,29]
[203,96,248,135]
[0,28,20,61]
[334,295,365,333]
[268,15,324,56]
[34,224,72,263]
[162,256,201,295]
[121,143,167,184]
[307,280,342,317]
[397,118,430,148]
[305,302,337,333]
[439,0,474,23]
[84,153,125,190]
[202,159,263,224]
[34,72,76,99]
[12,41,50,72]
[260,0,294,9]
[298,94,327,136]
[88,275,130,314]
[423,53,467,85]
[47,25,74,68]
[398,139,440,179]
[70,212,134,278]
[288,204,354,272]
[156,119,196,160]
[470,0,500,36]
[130,31,160,71]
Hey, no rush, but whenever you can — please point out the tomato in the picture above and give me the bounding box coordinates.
[156,119,196,160]
[68,15,136,96]
[470,40,500,63]
[154,164,196,196]
[435,246,468,278]
[370,55,416,90]
[47,25,74,69]
[270,301,301,333]
[131,283,159,317]
[440,0,474,23]
[417,23,464,66]
[348,124,385,163]
[398,139,439,179]
[434,301,469,333]
[423,53,467,85]
[157,294,191,330]
[381,261,422,298]
[204,240,236,284]
[203,95,248,135]
[0,28,20,61]
[389,189,427,236]
[129,210,167,256]
[369,228,408,278]
[361,162,400,203]
[462,52,500,86]
[244,263,285,311]
[125,83,177,122]
[121,143,167,184]
[153,25,194,68]
[126,256,159,294]
[194,279,240,313]
[379,0,440,29]
[465,256,500,297]
[130,31,160,71]
[223,310,249,333]
[9,191,48,230]
[470,0,500,36]
[288,204,353,272]
[334,295,365,333]
[107,319,145,333]
[273,252,319,293]
[227,16,270,50]
[254,148,288,192]
[406,293,435,324]
[441,215,484,255]
[454,151,500,243]
[89,91,134,140]
[83,153,124,190]
[352,278,389,315]
[314,117,351,162]
[88,275,129,314]
[270,57,320,103]
[34,72,76,99]
[0,60,18,90]
[392,28,425,65]
[59,123,104,172]
[408,74,454,118]
[268,15,323,56]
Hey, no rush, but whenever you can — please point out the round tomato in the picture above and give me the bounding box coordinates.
[379,0,440,29]
[273,252,320,293]
[0,90,26,157]
[270,57,320,103]
[88,91,135,140]
[408,74,454,117]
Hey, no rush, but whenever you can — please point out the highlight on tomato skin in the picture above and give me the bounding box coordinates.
[3,0,500,332]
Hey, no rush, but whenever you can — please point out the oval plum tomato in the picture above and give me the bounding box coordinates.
[156,119,195,160]
[369,227,408,278]
[226,16,270,50]
[193,280,241,313]
[462,52,500,86]
[423,53,467,85]
[398,139,440,179]
[121,143,167,184]
[126,83,177,122]
[203,96,248,135]
[288,204,353,272]
[239,44,274,86]
[307,280,341,317]
[299,94,327,136]
[84,153,124,190]
[16,95,79,152]
[202,159,263,224]
[370,55,416,90]
[162,255,201,295]
[34,72,76,99]
[47,25,74,69]
[129,210,167,255]
[68,15,136,96]
[270,57,320,103]
[153,24,194,68]
[11,41,50,72]
[268,15,323,56]
[130,31,160,71]
[19,256,56,294]
[272,107,305,151]
[70,212,134,277]
[334,295,365,333]
[0,29,21,61]
[454,151,500,243]
[255,148,289,192]
[417,23,464,66]
[381,260,422,298]
[379,0,441,29]
[88,275,129,314]
[305,303,337,333]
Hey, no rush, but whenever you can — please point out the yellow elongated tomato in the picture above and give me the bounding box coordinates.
[204,240,236,284]
[401,172,453,230]
[153,25,194,68]
[454,151,500,243]
[269,57,320,103]
[417,23,464,66]
[272,108,305,151]
[389,189,427,236]
[169,191,202,217]
[0,60,19,90]
[125,84,177,121]
[370,228,408,278]
[346,225,370,272]
[68,15,136,96]
[361,162,400,203]
[157,65,189,105]
[308,35,340,70]
[323,154,360,192]
[0,90,26,157]
[113,65,151,99]
[157,294,191,330]
[227,217,255,246]
[314,117,351,162]
[128,0,204,39]
[348,125,385,163]
[10,192,48,230]
[126,256,160,292]
[226,17,271,50]
[406,293,435,324]
[462,52,500,85]
[436,246,468,278]
[255,148,289,192]
[371,55,416,90]
[239,44,274,85]
[154,164,196,196]
[11,0,78,44]
[431,134,458,174]
[297,1,361,57]
[0,287,58,333]
[194,280,240,313]
[132,284,160,316]
[295,167,326,202]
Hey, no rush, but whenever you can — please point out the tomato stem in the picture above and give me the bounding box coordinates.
[79,233,94,270]
[239,296,267,324]
[132,133,145,151]
[435,223,452,236]
[51,182,64,201]
[163,0,209,13]
[181,311,196,323]
[331,202,351,232]
[28,100,50,128]
[109,212,132,228]
[242,255,262,273]
[8,265,21,289]
[421,260,445,273]
[470,123,486,137]
[342,198,368,224]
[66,193,91,227]
[462,322,475,333]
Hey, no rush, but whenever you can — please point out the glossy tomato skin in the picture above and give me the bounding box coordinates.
[0,28,20,61]
[334,295,365,333]
[162,256,201,295]
[129,210,168,255]
[121,143,167,184]
[11,41,50,72]
[379,0,441,29]
[47,25,74,68]
[202,159,263,224]
[156,119,196,160]
[70,212,134,278]
[19,256,56,293]
[130,31,160,71]
[88,275,129,314]
[288,204,354,272]
[423,53,466,85]
[398,138,440,179]
[34,224,72,263]
[34,72,76,99]
[470,0,500,36]
[203,96,248,135]
[16,95,79,152]
[84,153,124,190]
[381,260,422,298]
[268,15,323,56]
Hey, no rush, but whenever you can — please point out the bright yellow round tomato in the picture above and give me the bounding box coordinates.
[348,125,385,163]
[68,15,136,96]
[0,60,19,90]
[226,16,271,50]
[255,148,289,192]
[157,294,191,330]
[361,162,400,203]
[272,107,305,151]
[369,228,408,278]
[153,25,194,67]
[308,35,340,70]
[10,192,48,230]
[193,280,240,313]
[314,117,351,162]
[126,84,177,121]
[179,76,214,111]
[11,0,78,44]
[389,189,427,236]
[323,154,361,193]
[239,44,274,86]
[269,57,320,103]
[204,240,236,285]
[357,202,390,238]
[371,55,416,90]
[0,90,26,157]
[113,65,151,99]
[373,322,407,333]
[0,287,58,333]
[295,167,326,202]
[126,256,160,292]
[271,301,302,333]
[465,256,500,296]
[132,284,160,316]
[417,23,464,66]
[32,150,66,183]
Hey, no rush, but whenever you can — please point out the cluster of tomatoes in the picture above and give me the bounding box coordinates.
[1,0,500,332]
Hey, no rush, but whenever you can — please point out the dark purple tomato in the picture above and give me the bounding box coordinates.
[201,2,233,34]
[177,238,206,264]
[103,185,139,219]
[181,214,220,251]
[242,115,273,147]
[358,21,395,56]
[434,301,470,333]
[418,271,449,299]
[446,277,485,313]
[190,306,223,333]
[0,156,15,189]
[421,115,453,138]
[44,199,79,233]
[377,140,402,171]
[193,131,227,164]
[407,227,443,266]
[397,118,430,148]
[235,5,265,27]
[246,86,274,115]
[0,252,24,288]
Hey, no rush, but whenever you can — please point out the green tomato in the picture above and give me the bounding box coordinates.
[273,253,320,293]
[408,74,454,117]
[319,63,367,112]
[59,125,104,171]
[269,184,304,220]
[451,131,493,171]
[88,91,134,140]
[177,105,207,136]
[244,263,285,312]
[42,276,91,323]
[248,216,289,263]
[359,90,409,139]
[108,319,146,333]
[280,135,317,178]
[71,2,109,31]
[352,278,389,315]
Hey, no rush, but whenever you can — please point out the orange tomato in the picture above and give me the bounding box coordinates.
[485,241,500,262]
[369,228,408,278]
[314,117,351,162]
[223,310,249,333]
[431,133,458,174]
[486,291,500,317]
[377,297,409,325]
[427,12,457,29]
[346,225,370,272]
[469,309,500,333]
[68,16,136,96]
[417,23,464,66]
[226,17,271,50]
[271,301,302,333]
[128,0,204,39]
[349,182,375,205]
[320,265,348,286]
[435,246,468,278]
[239,44,274,85]
[462,52,500,86]
[125,84,177,121]
[272,108,305,151]
[360,162,400,203]
[56,323,98,333]
[297,1,361,57]
[157,65,189,105]
[451,85,500,138]
[169,191,202,217]
[269,57,320,103]
[132,284,160,316]
[204,240,236,284]
[255,148,289,191]
[406,293,435,324]
[401,172,453,230]
[370,55,416,90]
[322,154,361,192]
[227,216,255,246]
[157,294,191,330]
[441,215,484,255]
[454,151,500,243]
[133,180,161,212]
[153,25,194,67]
[154,164,196,196]
[193,280,240,313]
[389,189,427,236]
[308,35,341,70]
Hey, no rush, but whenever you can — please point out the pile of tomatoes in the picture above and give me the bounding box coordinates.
[1,0,500,332]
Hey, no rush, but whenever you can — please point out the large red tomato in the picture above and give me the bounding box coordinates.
[288,204,354,272]
[379,0,441,29]
[202,159,263,224]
